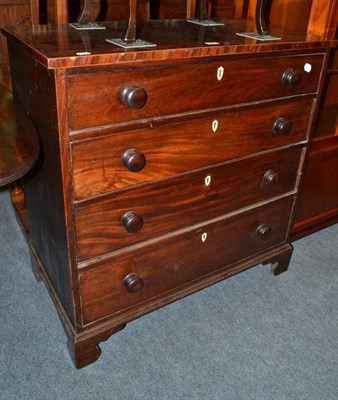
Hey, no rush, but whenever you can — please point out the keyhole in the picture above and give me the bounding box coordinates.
[212,120,219,133]
[205,175,212,187]
[217,66,224,81]
[201,232,208,242]
[304,63,312,73]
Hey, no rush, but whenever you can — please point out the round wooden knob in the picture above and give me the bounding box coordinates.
[282,68,302,88]
[263,170,279,186]
[121,211,144,233]
[256,224,272,240]
[121,86,147,109]
[122,149,146,172]
[273,118,293,136]
[123,273,144,293]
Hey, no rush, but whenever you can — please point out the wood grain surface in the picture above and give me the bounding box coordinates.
[0,84,39,186]
[3,19,332,368]
[67,54,323,130]
[79,197,294,325]
[1,19,335,69]
[75,147,302,260]
[71,97,313,198]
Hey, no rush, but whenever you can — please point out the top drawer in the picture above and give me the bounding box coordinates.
[67,54,323,130]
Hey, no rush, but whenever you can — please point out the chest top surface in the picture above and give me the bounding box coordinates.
[1,19,336,69]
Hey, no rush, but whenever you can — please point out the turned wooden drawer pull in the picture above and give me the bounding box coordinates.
[122,149,146,172]
[121,85,147,109]
[273,117,293,136]
[123,273,144,293]
[256,224,272,240]
[263,170,279,186]
[121,211,144,233]
[282,68,302,88]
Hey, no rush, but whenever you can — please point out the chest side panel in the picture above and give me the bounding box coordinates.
[8,40,75,326]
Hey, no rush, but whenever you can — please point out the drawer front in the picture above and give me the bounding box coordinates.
[72,98,312,199]
[79,197,294,325]
[75,147,302,260]
[67,54,323,130]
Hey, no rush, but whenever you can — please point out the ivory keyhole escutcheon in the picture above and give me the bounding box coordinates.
[304,63,312,73]
[201,232,208,242]
[205,175,212,187]
[212,120,219,133]
[217,66,224,81]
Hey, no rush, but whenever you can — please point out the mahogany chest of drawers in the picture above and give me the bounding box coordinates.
[2,19,333,368]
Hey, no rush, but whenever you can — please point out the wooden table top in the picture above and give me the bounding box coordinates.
[2,19,336,69]
[0,84,39,187]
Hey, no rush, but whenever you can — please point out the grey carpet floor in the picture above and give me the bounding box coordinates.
[0,188,337,400]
